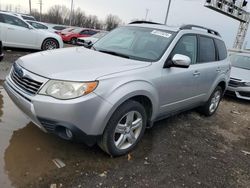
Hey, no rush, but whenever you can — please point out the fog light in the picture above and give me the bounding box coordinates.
[65,128,73,139]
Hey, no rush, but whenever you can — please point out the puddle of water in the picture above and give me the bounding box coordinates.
[0,87,29,187]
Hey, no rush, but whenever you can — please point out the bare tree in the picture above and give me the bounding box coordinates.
[105,14,121,31]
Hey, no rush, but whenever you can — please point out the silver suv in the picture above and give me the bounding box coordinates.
[4,22,231,156]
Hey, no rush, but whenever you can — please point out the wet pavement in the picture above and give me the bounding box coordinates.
[0,48,250,188]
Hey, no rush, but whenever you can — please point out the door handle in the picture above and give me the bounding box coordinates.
[216,67,221,72]
[7,28,14,30]
[193,71,200,76]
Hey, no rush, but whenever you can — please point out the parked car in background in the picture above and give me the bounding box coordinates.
[18,13,36,21]
[0,41,3,61]
[0,11,36,21]
[227,52,250,100]
[60,28,99,44]
[26,20,57,33]
[52,25,69,32]
[56,27,76,35]
[77,31,109,47]
[0,11,63,50]
[4,22,230,156]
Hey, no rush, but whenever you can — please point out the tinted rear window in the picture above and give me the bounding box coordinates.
[215,39,227,60]
[198,36,216,63]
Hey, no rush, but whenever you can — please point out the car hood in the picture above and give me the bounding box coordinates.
[231,66,250,81]
[17,47,151,81]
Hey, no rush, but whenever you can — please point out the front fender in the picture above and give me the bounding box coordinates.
[93,80,159,134]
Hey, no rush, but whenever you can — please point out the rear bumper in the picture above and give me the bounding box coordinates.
[226,86,250,100]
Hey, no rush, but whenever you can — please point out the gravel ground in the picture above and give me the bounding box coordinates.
[0,48,249,188]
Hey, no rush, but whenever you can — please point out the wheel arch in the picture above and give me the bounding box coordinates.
[41,37,59,50]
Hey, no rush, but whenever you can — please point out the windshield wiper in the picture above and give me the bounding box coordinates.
[98,50,130,59]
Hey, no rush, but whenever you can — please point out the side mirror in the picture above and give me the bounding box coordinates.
[171,54,191,68]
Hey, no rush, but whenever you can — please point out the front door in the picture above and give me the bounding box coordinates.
[159,35,202,115]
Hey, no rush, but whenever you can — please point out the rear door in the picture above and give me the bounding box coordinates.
[192,35,220,100]
[1,14,38,48]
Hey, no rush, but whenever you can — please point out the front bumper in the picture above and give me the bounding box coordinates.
[4,76,112,145]
[226,86,250,100]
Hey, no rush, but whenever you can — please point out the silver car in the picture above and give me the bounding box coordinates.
[4,22,231,156]
[227,53,250,100]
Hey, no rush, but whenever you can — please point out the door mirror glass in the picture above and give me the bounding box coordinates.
[172,54,191,68]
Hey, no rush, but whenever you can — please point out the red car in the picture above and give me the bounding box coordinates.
[60,28,99,44]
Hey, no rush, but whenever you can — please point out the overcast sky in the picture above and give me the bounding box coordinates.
[1,0,249,48]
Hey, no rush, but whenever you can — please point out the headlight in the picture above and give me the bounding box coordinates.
[39,80,98,100]
[245,82,250,86]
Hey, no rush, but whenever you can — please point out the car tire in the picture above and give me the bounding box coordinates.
[70,38,77,45]
[98,100,147,157]
[42,38,59,51]
[199,86,222,116]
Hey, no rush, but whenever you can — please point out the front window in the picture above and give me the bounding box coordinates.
[230,54,250,70]
[93,26,176,62]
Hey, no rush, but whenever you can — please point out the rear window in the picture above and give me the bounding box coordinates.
[198,36,216,63]
[215,39,227,60]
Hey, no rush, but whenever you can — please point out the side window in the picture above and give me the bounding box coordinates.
[80,30,90,35]
[215,39,227,60]
[171,35,197,64]
[2,14,28,28]
[198,36,216,63]
[89,30,97,35]
[0,14,4,23]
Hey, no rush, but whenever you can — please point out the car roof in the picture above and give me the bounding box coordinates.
[128,22,222,40]
[129,23,179,32]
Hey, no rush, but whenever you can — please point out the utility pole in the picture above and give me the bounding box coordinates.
[29,0,32,14]
[69,0,74,26]
[38,0,42,21]
[145,9,149,21]
[164,0,172,25]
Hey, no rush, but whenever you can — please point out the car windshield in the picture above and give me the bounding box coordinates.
[92,32,108,39]
[93,26,176,62]
[230,54,250,70]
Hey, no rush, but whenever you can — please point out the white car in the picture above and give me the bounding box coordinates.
[0,11,63,50]
[26,20,57,33]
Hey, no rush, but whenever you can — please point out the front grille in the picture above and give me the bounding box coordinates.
[11,65,43,95]
[239,91,250,98]
[229,78,245,87]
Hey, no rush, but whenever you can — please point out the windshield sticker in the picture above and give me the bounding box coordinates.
[151,30,172,38]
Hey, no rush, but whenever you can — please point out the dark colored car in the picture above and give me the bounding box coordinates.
[0,41,4,61]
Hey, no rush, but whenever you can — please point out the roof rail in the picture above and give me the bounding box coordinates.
[129,21,162,25]
[180,24,221,37]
